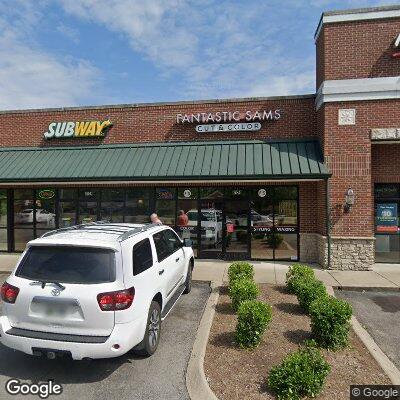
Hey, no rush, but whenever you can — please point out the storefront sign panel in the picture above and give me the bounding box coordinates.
[196,122,261,133]
[376,203,398,233]
[43,120,112,139]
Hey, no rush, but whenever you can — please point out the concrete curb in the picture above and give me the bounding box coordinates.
[186,281,220,400]
[327,285,400,385]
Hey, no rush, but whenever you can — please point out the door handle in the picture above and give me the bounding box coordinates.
[175,257,180,262]
[159,269,164,275]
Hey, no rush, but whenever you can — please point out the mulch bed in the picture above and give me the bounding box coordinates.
[204,284,390,399]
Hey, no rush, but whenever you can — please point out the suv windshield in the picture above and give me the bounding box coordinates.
[16,246,116,284]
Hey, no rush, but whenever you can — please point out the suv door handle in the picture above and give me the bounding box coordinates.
[175,257,180,262]
[159,269,164,275]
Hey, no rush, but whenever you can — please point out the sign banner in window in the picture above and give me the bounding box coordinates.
[376,203,398,233]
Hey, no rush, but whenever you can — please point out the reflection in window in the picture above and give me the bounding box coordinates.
[59,201,77,227]
[100,201,124,222]
[126,188,150,224]
[177,199,198,256]
[35,189,56,230]
[0,190,6,251]
[156,200,175,226]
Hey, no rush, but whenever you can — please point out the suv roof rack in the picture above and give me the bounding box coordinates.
[40,222,162,242]
[41,221,109,238]
[117,223,160,242]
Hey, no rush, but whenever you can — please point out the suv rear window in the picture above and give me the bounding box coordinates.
[16,246,116,284]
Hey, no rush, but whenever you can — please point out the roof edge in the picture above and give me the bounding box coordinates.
[314,4,400,41]
[0,94,315,115]
[0,137,321,152]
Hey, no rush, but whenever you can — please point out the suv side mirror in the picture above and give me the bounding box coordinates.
[183,238,193,247]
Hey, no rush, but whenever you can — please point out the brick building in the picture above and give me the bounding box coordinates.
[0,5,399,269]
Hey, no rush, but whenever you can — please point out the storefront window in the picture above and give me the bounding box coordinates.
[59,201,77,227]
[156,188,176,226]
[14,189,34,251]
[79,189,99,223]
[375,184,400,263]
[177,188,198,256]
[0,190,7,251]
[35,188,56,237]
[100,189,124,222]
[126,188,151,223]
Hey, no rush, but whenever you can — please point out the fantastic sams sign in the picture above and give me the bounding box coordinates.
[176,109,281,133]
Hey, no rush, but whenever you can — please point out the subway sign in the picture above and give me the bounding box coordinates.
[43,120,112,139]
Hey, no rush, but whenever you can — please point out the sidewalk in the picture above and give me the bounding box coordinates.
[193,260,400,289]
[1,254,399,289]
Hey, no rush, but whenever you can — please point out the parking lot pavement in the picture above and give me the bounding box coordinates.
[335,289,400,370]
[0,282,210,400]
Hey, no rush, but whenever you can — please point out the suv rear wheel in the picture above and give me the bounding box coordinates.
[135,301,161,357]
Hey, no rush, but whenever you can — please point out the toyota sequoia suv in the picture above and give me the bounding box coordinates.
[0,223,194,360]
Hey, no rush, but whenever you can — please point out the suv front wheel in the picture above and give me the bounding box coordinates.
[135,301,161,357]
[183,264,192,294]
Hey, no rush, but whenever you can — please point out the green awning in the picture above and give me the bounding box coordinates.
[0,140,330,183]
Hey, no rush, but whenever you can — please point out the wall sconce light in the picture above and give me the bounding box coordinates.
[344,188,355,212]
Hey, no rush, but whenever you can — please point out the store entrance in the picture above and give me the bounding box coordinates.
[196,186,298,261]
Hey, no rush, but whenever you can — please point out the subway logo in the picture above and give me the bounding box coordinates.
[43,120,113,139]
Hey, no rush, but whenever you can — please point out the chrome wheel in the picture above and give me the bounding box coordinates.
[148,309,160,348]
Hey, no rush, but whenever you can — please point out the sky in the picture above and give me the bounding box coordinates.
[0,0,394,110]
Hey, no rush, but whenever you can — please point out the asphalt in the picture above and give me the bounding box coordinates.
[335,289,400,370]
[0,281,210,400]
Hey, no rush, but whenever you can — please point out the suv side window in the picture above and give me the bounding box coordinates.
[132,238,153,275]
[153,229,182,262]
[153,231,170,262]
[163,229,182,254]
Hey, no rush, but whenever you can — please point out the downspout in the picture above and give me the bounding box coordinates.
[325,178,331,269]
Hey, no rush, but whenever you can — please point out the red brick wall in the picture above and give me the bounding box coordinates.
[299,182,325,234]
[372,143,400,183]
[320,99,400,237]
[316,17,400,86]
[0,97,316,148]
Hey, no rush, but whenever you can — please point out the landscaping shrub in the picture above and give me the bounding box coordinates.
[286,264,315,294]
[235,300,272,348]
[227,262,254,286]
[296,277,328,313]
[268,343,331,400]
[309,295,352,350]
[229,278,259,311]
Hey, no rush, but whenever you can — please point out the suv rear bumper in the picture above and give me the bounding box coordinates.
[0,315,147,360]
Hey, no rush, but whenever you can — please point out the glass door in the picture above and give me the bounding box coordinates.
[225,198,250,260]
[198,188,224,258]
[250,189,274,260]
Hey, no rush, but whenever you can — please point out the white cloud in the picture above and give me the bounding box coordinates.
[57,23,80,44]
[59,0,320,99]
[0,0,101,110]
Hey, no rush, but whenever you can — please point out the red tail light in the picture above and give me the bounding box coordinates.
[97,287,135,311]
[1,282,20,304]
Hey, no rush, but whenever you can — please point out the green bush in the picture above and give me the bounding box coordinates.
[235,300,272,348]
[229,278,259,311]
[296,277,328,313]
[268,344,331,400]
[228,262,254,286]
[286,264,315,294]
[309,295,352,350]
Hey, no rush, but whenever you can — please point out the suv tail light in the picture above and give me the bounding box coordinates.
[97,287,135,311]
[1,282,20,304]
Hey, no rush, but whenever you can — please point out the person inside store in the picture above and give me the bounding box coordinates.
[177,210,188,226]
[150,213,162,225]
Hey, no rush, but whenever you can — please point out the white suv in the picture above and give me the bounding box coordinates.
[0,223,194,360]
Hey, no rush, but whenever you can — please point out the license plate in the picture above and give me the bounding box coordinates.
[44,304,68,318]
